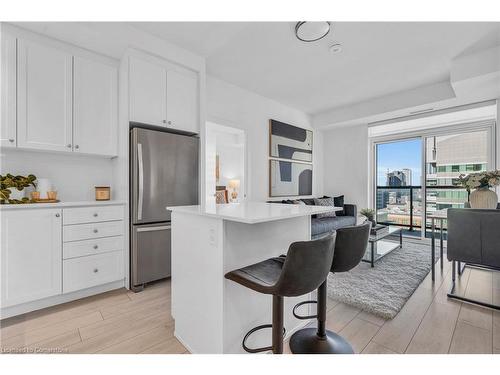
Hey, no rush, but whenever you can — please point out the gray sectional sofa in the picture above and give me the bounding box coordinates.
[269,196,357,239]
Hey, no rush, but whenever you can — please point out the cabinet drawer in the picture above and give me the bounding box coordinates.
[63,205,124,225]
[63,236,124,259]
[63,251,124,293]
[63,221,124,242]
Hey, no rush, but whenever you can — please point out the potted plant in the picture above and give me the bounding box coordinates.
[0,174,37,204]
[360,208,376,226]
[458,170,500,209]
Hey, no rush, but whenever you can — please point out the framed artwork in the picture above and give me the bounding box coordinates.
[269,119,313,162]
[269,160,312,197]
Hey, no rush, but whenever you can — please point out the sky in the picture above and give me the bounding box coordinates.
[377,138,422,186]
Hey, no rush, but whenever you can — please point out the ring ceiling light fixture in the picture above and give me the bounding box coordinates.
[295,21,331,42]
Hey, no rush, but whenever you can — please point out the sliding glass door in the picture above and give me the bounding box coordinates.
[374,126,493,239]
[424,129,490,236]
[375,138,423,237]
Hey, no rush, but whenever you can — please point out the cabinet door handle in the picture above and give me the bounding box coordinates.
[93,229,98,233]
[55,213,60,217]
[162,120,167,124]
[75,145,79,149]
[66,144,72,148]
[93,245,98,249]
[167,121,172,125]
[93,213,98,217]
[8,139,14,143]
[93,268,99,273]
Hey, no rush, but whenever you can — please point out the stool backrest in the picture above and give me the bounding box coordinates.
[275,235,335,297]
[331,222,371,273]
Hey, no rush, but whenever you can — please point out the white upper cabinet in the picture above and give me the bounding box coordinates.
[129,55,199,133]
[129,56,167,127]
[1,209,62,308]
[17,39,73,152]
[0,33,17,147]
[73,56,118,156]
[166,69,198,133]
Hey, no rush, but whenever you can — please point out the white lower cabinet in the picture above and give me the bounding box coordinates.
[63,236,124,259]
[1,209,62,308]
[63,251,124,294]
[0,204,125,316]
[63,220,124,242]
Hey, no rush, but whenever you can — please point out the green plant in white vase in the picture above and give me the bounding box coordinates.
[360,208,376,226]
[458,170,500,209]
[0,174,37,204]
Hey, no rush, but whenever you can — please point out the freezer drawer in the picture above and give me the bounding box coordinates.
[132,223,172,287]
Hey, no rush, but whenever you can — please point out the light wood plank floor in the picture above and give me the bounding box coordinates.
[1,256,499,354]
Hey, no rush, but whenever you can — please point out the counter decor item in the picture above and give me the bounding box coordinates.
[47,191,58,200]
[30,190,60,203]
[95,186,111,201]
[36,178,52,199]
[0,174,37,204]
[459,170,500,209]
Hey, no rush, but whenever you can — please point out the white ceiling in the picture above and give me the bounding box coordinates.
[132,22,500,115]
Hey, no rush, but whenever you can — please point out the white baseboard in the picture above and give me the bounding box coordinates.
[0,279,125,320]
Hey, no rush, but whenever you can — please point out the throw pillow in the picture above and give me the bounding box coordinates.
[300,198,315,205]
[334,195,345,215]
[313,197,337,218]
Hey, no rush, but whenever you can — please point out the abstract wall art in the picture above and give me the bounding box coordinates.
[269,119,313,162]
[269,160,313,197]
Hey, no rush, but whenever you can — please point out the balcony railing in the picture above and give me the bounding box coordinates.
[376,185,468,234]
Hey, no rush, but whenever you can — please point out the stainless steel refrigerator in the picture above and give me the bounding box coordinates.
[130,127,199,291]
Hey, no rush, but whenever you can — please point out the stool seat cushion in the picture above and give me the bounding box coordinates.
[225,257,285,295]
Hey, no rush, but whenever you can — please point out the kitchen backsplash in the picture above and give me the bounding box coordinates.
[0,149,113,202]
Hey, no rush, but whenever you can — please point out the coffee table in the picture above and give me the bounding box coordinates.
[362,226,403,267]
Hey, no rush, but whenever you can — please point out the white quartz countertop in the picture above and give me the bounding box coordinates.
[167,202,343,224]
[0,200,126,210]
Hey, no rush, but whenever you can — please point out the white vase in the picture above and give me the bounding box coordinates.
[469,187,498,209]
[36,178,52,199]
[8,188,25,200]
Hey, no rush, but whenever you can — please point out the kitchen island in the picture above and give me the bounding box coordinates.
[167,202,341,354]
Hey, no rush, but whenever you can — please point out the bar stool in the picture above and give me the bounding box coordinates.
[289,222,371,354]
[224,236,335,354]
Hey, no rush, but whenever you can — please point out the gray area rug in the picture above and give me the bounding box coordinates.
[327,241,436,320]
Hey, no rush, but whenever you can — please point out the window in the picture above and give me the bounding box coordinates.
[373,123,493,239]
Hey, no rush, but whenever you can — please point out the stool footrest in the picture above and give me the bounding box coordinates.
[242,324,286,353]
[292,300,318,320]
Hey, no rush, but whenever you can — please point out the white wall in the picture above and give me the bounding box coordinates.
[206,76,323,202]
[322,124,369,209]
[0,149,113,201]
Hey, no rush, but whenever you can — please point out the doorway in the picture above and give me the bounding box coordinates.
[205,122,247,206]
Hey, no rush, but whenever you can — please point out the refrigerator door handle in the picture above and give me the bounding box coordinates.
[137,142,144,221]
[136,225,171,232]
